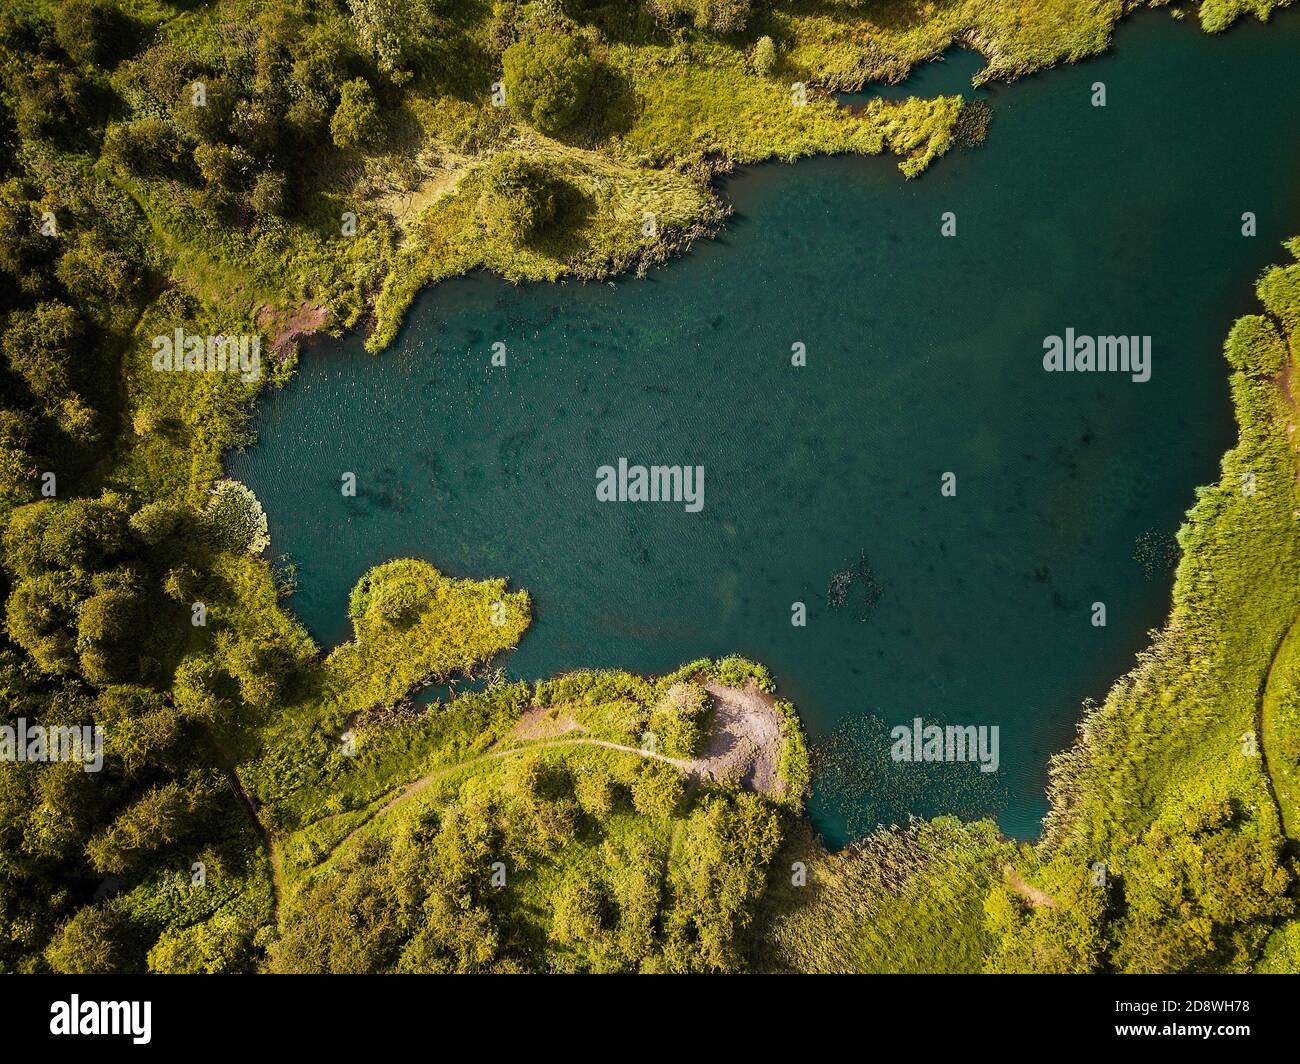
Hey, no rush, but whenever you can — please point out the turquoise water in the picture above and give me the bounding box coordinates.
[230,11,1300,845]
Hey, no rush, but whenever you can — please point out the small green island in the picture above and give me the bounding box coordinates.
[2,0,1300,979]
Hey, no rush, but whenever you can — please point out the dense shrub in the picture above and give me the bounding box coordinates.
[330,78,383,149]
[54,0,132,68]
[502,33,595,134]
[476,151,564,243]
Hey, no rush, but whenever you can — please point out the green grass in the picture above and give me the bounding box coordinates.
[770,0,1124,88]
[269,709,790,972]
[1260,612,1300,839]
[756,817,1016,972]
[1044,253,1300,861]
[325,559,530,717]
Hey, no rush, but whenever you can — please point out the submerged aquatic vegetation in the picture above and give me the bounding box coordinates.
[826,549,883,621]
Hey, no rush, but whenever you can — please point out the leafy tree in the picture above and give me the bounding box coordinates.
[630,760,684,819]
[2,495,145,680]
[229,98,281,158]
[12,63,93,144]
[160,565,203,608]
[250,170,287,216]
[395,888,499,973]
[76,582,149,685]
[1111,795,1291,972]
[45,902,139,974]
[695,0,752,33]
[54,0,132,68]
[13,494,130,576]
[660,791,781,971]
[1224,314,1287,377]
[649,0,752,33]
[604,835,661,963]
[6,570,82,674]
[224,636,304,709]
[101,118,187,178]
[330,78,383,149]
[0,180,58,305]
[347,0,438,76]
[1,301,98,441]
[269,813,504,974]
[574,766,618,817]
[550,873,605,944]
[30,745,103,858]
[147,908,257,974]
[127,498,200,550]
[502,33,595,134]
[96,685,184,777]
[648,681,709,758]
[173,76,237,144]
[193,142,254,211]
[172,656,237,722]
[287,21,353,114]
[85,777,217,875]
[55,230,141,311]
[0,409,38,504]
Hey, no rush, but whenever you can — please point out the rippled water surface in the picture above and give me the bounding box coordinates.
[231,11,1300,844]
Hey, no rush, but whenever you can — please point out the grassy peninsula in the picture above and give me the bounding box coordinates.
[0,0,1298,974]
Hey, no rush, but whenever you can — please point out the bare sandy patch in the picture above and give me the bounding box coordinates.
[256,300,329,360]
[691,680,786,798]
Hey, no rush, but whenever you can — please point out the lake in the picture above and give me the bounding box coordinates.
[229,9,1300,845]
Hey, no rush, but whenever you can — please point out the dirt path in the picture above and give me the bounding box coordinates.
[1002,864,1056,909]
[1257,613,1298,841]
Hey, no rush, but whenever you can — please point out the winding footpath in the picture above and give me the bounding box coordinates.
[1258,613,1300,842]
